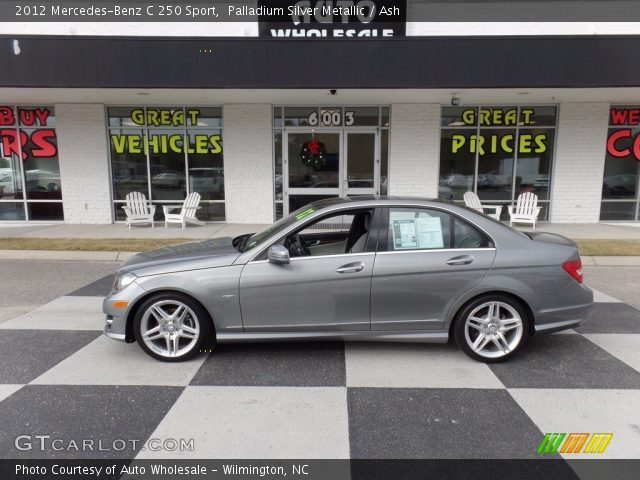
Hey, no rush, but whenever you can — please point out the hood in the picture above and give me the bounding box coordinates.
[118,237,241,275]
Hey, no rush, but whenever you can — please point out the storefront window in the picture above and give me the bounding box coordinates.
[0,105,62,221]
[600,106,640,221]
[440,106,557,221]
[108,107,224,222]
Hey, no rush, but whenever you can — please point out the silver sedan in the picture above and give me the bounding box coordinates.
[103,197,593,363]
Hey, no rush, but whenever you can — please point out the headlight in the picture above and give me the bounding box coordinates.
[112,272,137,292]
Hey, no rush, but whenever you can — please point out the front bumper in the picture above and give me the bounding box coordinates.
[102,282,147,343]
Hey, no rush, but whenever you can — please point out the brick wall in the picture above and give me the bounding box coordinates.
[388,104,441,198]
[223,104,274,224]
[550,103,609,223]
[55,104,112,224]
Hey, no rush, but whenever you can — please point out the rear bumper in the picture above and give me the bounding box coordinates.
[534,301,593,334]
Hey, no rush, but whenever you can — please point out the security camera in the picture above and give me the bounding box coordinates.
[329,89,337,96]
[451,96,460,106]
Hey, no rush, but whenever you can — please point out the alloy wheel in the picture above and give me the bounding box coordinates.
[140,300,200,359]
[463,301,524,359]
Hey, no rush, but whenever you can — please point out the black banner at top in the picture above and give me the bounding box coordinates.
[258,0,407,38]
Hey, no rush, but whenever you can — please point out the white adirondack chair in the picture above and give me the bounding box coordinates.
[163,192,204,228]
[122,191,155,229]
[463,191,503,221]
[508,192,542,229]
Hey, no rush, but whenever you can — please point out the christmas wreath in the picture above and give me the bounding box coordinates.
[300,138,326,169]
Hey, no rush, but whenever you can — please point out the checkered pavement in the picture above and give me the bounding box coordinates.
[0,276,639,461]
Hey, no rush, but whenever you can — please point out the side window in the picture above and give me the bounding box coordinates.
[453,217,490,249]
[256,208,375,260]
[387,208,451,251]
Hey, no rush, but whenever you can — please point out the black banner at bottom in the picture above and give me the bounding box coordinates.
[2,459,640,480]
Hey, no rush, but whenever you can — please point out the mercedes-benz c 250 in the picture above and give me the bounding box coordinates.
[103,197,593,363]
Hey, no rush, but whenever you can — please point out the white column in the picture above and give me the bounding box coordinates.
[388,104,441,198]
[55,104,112,223]
[550,103,609,223]
[222,104,274,224]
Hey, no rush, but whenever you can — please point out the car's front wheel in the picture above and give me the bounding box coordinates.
[453,294,529,363]
[133,293,211,362]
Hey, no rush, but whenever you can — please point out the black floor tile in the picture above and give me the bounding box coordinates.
[489,334,640,389]
[348,388,547,459]
[0,385,183,459]
[0,330,100,383]
[190,342,346,386]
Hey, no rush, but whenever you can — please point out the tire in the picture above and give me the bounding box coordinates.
[133,292,212,362]
[453,294,529,363]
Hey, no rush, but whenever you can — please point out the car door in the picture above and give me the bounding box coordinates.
[371,207,496,331]
[238,208,380,332]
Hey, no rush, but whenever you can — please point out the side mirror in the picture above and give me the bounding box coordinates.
[267,244,290,265]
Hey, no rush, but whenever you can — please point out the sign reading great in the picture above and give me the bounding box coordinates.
[449,107,549,156]
[258,0,406,38]
[110,108,222,155]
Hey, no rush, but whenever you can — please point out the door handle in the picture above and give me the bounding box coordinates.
[336,262,365,274]
[446,255,474,266]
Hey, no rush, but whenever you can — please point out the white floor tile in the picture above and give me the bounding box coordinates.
[0,296,105,331]
[137,386,350,459]
[31,336,207,386]
[509,388,640,459]
[0,384,23,402]
[591,289,622,303]
[583,334,640,373]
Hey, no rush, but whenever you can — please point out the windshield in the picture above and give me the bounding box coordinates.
[239,204,318,252]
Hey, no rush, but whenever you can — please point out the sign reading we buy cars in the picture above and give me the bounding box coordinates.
[258,0,406,38]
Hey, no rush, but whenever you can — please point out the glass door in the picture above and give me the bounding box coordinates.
[284,129,342,215]
[283,128,380,216]
[344,130,379,196]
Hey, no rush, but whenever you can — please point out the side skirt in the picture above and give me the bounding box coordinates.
[216,330,449,344]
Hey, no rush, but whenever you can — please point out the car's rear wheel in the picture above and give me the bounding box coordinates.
[453,294,529,363]
[133,293,211,362]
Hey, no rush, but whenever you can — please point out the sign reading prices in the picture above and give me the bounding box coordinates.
[258,0,407,38]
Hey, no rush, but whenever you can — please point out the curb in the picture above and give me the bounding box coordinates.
[2,250,640,266]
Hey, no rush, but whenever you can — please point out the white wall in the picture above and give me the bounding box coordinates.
[55,104,112,223]
[223,104,274,224]
[550,102,610,223]
[388,104,441,198]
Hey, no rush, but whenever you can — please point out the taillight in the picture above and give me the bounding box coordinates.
[562,258,583,283]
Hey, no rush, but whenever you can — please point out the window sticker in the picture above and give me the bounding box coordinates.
[295,207,315,220]
[390,213,444,250]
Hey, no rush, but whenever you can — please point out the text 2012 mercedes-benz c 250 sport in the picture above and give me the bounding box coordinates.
[103,197,593,363]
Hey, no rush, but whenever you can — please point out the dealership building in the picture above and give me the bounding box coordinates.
[2,13,640,225]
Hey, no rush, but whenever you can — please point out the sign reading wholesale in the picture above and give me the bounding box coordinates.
[258,0,406,37]
[110,108,222,155]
